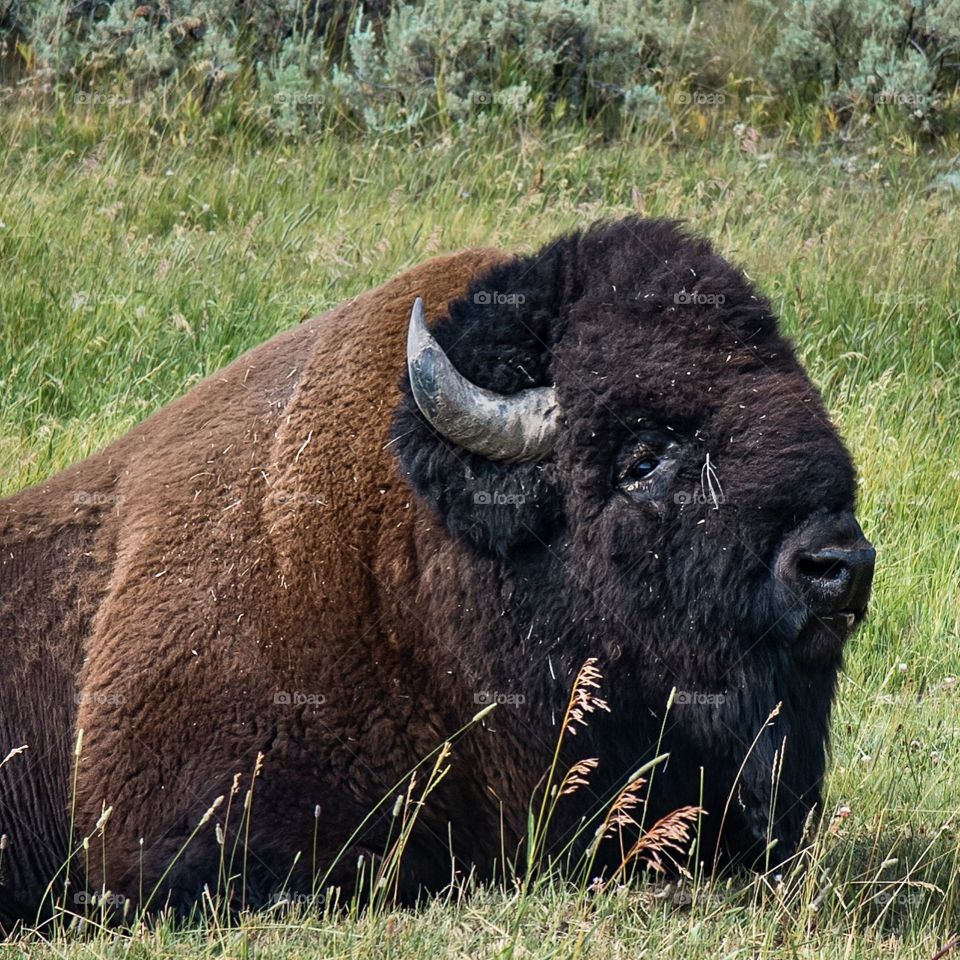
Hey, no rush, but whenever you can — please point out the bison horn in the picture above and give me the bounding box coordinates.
[406,298,559,462]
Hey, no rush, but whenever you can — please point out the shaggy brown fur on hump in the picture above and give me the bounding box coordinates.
[0,248,510,923]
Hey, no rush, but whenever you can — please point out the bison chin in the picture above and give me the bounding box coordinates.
[793,611,861,667]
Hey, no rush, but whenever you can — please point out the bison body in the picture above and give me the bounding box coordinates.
[0,220,873,926]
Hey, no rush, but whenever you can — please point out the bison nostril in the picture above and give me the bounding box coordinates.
[787,543,876,613]
[796,552,845,583]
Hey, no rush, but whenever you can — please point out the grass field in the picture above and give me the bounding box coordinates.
[1,104,959,957]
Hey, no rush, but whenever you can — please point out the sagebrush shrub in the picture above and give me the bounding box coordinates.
[322,0,666,130]
[2,0,959,138]
[768,0,960,130]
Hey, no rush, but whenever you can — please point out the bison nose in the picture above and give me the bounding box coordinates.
[776,515,876,616]
[793,544,876,613]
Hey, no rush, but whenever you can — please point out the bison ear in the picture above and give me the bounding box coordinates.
[396,447,563,560]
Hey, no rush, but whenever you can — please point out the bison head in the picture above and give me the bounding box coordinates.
[392,218,874,873]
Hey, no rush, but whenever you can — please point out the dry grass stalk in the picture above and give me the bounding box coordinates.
[565,658,610,735]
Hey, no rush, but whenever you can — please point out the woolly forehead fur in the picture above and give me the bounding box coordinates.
[393,216,856,565]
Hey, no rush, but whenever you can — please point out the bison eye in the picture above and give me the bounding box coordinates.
[624,456,660,485]
[615,431,683,499]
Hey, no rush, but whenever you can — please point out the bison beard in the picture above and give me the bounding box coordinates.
[0,218,873,927]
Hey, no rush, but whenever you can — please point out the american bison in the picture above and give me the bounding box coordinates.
[0,218,874,926]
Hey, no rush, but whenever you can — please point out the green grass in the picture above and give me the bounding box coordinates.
[1,104,959,957]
